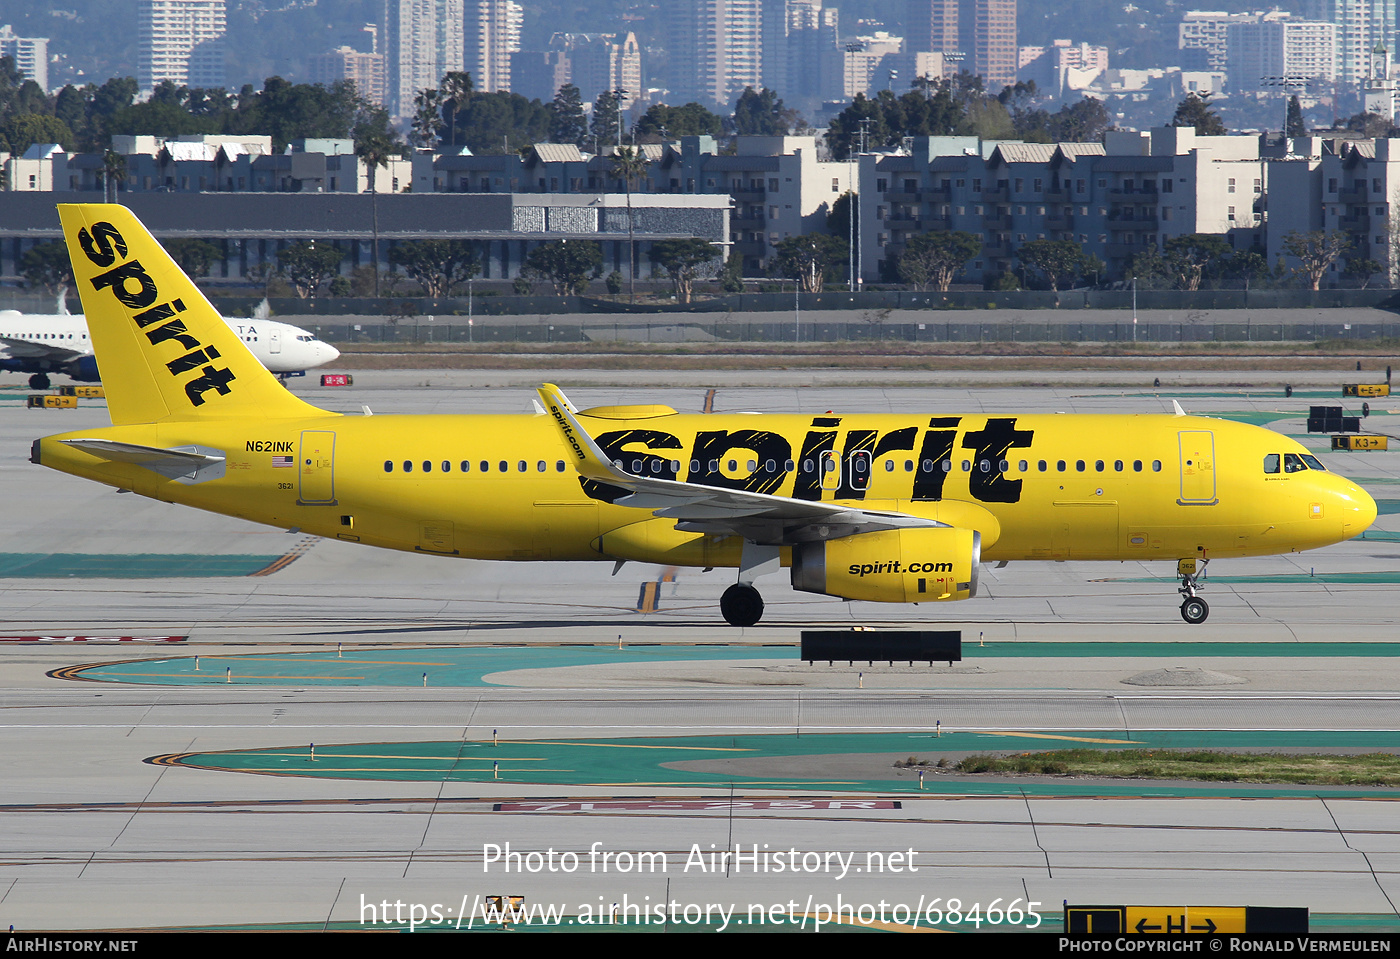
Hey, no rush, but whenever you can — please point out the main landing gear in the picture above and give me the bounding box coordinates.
[1177,557,1209,624]
[28,373,50,390]
[720,584,764,627]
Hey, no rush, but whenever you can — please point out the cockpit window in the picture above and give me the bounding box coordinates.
[1283,453,1307,473]
[1300,454,1326,471]
[1263,453,1280,474]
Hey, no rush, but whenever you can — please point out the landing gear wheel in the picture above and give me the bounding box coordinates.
[1180,597,1209,625]
[28,373,50,390]
[720,584,764,627]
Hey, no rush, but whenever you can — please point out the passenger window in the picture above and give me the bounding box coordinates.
[691,459,701,472]
[1076,460,1085,472]
[921,459,934,472]
[1152,460,1161,471]
[904,460,913,472]
[785,459,795,471]
[768,459,779,472]
[1095,460,1104,472]
[1114,460,1123,471]
[803,459,814,472]
[1284,453,1306,473]
[747,460,757,471]
[442,461,450,472]
[403,461,413,472]
[961,460,971,471]
[1263,454,1280,474]
[884,460,894,472]
[1019,460,1028,472]
[480,461,489,472]
[941,459,952,472]
[978,459,990,473]
[499,461,508,472]
[461,461,470,472]
[556,461,565,471]
[423,461,431,472]
[1057,460,1066,471]
[1133,460,1142,472]
[728,459,738,472]
[518,460,527,472]
[383,461,393,472]
[537,461,546,472]
[1038,460,1047,471]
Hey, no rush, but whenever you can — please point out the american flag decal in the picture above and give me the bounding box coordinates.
[272,455,293,468]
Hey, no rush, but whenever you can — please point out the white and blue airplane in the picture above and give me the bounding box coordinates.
[0,295,340,389]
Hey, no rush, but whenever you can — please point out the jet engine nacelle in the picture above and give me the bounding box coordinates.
[65,355,101,382]
[791,527,980,603]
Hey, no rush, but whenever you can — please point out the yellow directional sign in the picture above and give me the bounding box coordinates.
[1065,905,1306,934]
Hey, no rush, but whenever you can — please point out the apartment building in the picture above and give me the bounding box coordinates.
[138,0,226,91]
[0,25,48,90]
[387,0,464,118]
[466,0,524,93]
[906,0,1017,89]
[667,0,763,110]
[858,127,1265,285]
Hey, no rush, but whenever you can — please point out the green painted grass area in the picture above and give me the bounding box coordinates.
[1375,500,1400,515]
[70,641,1400,689]
[164,729,1400,798]
[0,553,282,578]
[1356,529,1400,540]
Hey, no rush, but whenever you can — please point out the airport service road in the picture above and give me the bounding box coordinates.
[0,377,1398,931]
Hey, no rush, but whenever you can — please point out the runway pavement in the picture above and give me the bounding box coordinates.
[1,373,1398,932]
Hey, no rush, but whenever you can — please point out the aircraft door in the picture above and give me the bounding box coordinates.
[269,329,282,354]
[1177,430,1217,505]
[298,430,336,505]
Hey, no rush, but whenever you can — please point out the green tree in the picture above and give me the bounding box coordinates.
[455,90,552,154]
[648,238,720,303]
[1047,97,1111,142]
[634,102,725,140]
[1285,96,1307,138]
[19,242,73,292]
[277,241,346,298]
[522,240,604,295]
[1284,230,1352,290]
[548,83,587,146]
[609,144,650,300]
[1171,93,1227,135]
[732,87,798,135]
[896,231,982,291]
[591,89,625,148]
[1017,238,1088,290]
[388,240,481,297]
[3,114,74,154]
[1164,234,1231,290]
[165,239,223,279]
[769,234,848,292]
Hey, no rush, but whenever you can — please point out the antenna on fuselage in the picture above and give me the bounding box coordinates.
[1171,400,1187,416]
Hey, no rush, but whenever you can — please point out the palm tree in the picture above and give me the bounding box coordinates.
[101,150,127,203]
[609,145,649,301]
[353,106,404,297]
[439,71,473,152]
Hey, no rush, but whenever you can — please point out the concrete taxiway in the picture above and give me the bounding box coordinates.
[1,373,1398,932]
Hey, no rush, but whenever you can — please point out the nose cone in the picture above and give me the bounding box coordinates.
[1340,482,1377,537]
[318,341,340,364]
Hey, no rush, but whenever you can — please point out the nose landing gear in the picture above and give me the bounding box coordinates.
[1177,557,1209,624]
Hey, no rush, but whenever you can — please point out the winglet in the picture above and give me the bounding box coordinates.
[537,382,624,482]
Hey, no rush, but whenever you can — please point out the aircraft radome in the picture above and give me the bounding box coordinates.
[0,292,339,390]
[32,204,1377,626]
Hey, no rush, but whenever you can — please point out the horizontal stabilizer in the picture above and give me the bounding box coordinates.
[60,438,226,485]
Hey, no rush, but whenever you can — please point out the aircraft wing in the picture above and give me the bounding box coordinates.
[538,383,944,545]
[0,335,85,363]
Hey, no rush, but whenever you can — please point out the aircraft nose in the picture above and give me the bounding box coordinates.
[1340,482,1377,536]
[320,341,340,363]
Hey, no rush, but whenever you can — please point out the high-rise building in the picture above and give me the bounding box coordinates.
[466,0,524,93]
[761,0,842,109]
[1300,0,1397,85]
[138,0,226,91]
[387,0,464,118]
[669,1,763,110]
[309,47,389,106]
[0,25,48,90]
[906,0,1017,89]
[1226,15,1336,91]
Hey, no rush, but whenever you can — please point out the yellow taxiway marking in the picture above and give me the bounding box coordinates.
[969,731,1139,744]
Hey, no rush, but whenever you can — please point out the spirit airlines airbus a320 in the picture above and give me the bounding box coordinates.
[32,205,1377,626]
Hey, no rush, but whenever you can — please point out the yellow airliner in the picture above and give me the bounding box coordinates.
[31,205,1378,626]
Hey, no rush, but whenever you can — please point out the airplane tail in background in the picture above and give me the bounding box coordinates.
[56,204,330,426]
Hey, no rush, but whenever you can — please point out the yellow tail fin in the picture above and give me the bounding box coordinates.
[57,204,329,425]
